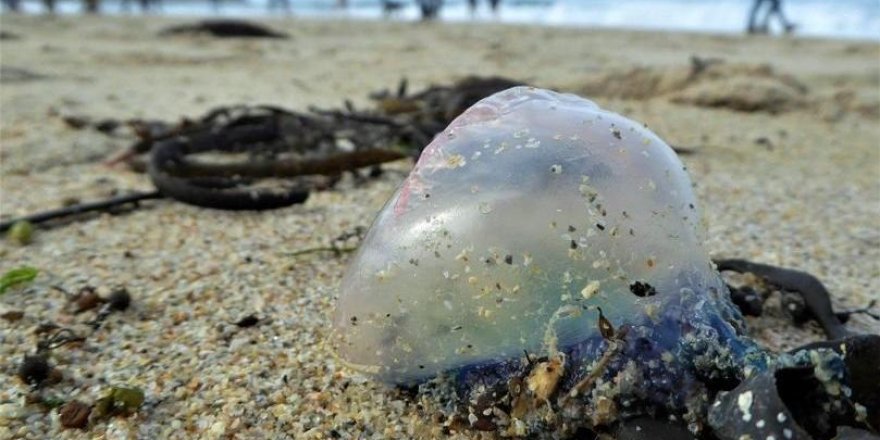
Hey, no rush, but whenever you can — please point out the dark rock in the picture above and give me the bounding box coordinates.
[18,355,51,386]
[59,400,91,430]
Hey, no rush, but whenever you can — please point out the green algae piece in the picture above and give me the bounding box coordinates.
[94,386,144,418]
[0,266,38,295]
[7,220,34,245]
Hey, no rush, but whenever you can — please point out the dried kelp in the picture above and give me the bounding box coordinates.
[0,76,524,232]
[159,20,289,39]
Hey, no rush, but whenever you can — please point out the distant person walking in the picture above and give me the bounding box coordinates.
[418,0,442,20]
[82,0,100,12]
[380,0,404,17]
[747,0,796,34]
[1,0,20,12]
[122,0,159,13]
[467,0,500,16]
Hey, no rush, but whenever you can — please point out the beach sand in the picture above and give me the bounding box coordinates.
[0,15,878,439]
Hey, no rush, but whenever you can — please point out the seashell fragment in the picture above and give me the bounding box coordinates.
[331,87,750,385]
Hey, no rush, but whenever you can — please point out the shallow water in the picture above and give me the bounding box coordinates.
[7,0,880,40]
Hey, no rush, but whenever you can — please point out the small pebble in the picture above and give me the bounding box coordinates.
[7,221,34,246]
[59,401,91,430]
[107,288,131,311]
[235,315,260,328]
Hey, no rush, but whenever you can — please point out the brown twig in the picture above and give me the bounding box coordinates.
[165,148,408,179]
[0,191,163,233]
[560,327,629,405]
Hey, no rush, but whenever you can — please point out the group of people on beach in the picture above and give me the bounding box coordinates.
[378,0,498,20]
[1,0,126,12]
[1,0,798,35]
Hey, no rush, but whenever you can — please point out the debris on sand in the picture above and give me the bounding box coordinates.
[159,20,289,39]
[577,57,809,113]
[0,266,38,295]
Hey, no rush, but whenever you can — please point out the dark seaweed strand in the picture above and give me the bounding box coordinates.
[0,191,163,233]
[4,78,524,227]
[147,123,311,211]
[714,258,849,340]
[147,120,407,210]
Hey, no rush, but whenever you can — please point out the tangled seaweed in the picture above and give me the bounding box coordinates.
[0,76,522,232]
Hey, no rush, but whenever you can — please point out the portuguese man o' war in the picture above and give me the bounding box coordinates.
[333,86,751,381]
[331,87,877,438]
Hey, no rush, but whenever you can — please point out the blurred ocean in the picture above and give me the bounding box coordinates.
[12,0,880,40]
